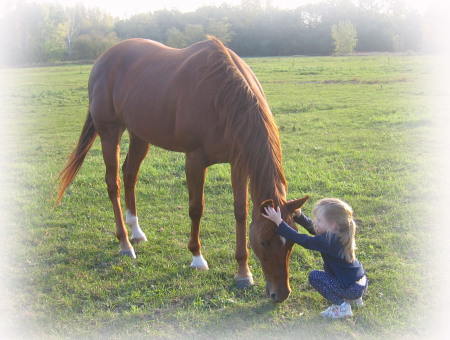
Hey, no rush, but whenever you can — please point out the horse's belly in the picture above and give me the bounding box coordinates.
[125,116,201,153]
[127,122,188,152]
[127,114,231,164]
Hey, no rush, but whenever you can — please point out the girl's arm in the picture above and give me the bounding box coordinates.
[276,221,328,252]
[262,206,326,252]
[293,213,317,235]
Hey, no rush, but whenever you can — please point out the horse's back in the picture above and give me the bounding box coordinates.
[90,38,213,88]
[88,38,260,160]
[88,39,224,152]
[89,39,177,98]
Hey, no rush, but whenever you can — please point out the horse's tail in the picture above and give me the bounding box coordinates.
[56,111,98,204]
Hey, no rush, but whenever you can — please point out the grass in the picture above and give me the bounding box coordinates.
[0,54,440,338]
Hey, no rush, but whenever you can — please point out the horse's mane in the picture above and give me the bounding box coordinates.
[201,36,287,204]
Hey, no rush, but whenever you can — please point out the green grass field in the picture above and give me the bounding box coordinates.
[0,54,443,338]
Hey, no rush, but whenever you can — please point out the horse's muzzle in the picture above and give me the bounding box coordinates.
[266,281,290,303]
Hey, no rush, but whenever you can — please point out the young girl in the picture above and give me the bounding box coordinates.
[262,198,367,319]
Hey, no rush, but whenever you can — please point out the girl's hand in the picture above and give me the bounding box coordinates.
[262,206,283,226]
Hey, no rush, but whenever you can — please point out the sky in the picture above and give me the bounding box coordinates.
[7,0,441,18]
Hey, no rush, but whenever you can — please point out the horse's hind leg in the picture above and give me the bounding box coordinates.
[122,133,150,244]
[99,124,135,258]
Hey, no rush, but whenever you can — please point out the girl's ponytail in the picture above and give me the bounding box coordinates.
[339,217,356,263]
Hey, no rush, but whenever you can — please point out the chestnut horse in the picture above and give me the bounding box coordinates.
[57,37,308,302]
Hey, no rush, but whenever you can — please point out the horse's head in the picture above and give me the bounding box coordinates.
[249,195,309,302]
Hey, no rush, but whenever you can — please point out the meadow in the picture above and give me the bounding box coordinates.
[0,54,441,338]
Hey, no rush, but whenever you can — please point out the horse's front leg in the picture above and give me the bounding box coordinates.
[185,152,209,270]
[231,164,254,288]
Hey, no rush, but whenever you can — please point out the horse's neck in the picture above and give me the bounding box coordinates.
[250,179,286,208]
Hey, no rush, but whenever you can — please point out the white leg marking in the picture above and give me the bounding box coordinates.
[126,210,148,242]
[279,235,286,245]
[190,254,209,270]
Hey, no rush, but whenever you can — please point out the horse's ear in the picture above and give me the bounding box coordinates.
[285,195,310,213]
[259,199,277,241]
[260,199,274,215]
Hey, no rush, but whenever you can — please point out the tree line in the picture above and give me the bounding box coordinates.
[0,0,431,66]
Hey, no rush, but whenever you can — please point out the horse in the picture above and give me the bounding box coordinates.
[57,36,309,302]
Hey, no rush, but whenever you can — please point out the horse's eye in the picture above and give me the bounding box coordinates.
[261,241,271,247]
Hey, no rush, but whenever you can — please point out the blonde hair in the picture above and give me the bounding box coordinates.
[313,198,357,263]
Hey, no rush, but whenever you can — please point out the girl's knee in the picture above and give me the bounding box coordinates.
[308,270,321,284]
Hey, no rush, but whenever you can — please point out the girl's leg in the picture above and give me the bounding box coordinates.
[342,281,368,301]
[308,270,345,305]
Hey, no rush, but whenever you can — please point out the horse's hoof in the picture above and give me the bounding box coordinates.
[235,276,254,289]
[130,225,148,244]
[190,254,209,270]
[119,248,136,259]
[130,236,147,244]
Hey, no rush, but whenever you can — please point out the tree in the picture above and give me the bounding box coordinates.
[166,24,204,47]
[70,6,120,60]
[3,2,67,64]
[0,0,428,65]
[71,32,119,60]
[205,19,234,45]
[115,13,162,40]
[64,4,87,59]
[331,20,358,54]
[166,27,188,47]
[392,34,403,52]
[166,19,233,48]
